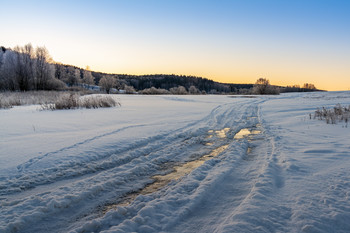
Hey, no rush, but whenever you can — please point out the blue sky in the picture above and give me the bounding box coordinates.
[1,0,349,90]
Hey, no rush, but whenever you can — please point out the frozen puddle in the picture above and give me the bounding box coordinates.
[215,128,230,138]
[238,125,263,161]
[234,127,261,140]
[207,128,230,139]
[103,126,261,214]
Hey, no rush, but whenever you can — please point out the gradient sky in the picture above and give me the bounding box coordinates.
[1,0,349,90]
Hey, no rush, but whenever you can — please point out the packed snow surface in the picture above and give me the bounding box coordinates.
[0,92,349,233]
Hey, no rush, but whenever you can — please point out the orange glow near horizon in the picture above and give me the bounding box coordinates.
[3,1,348,92]
[54,57,348,92]
[62,55,348,91]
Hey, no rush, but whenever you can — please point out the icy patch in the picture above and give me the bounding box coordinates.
[215,128,230,138]
[234,127,261,140]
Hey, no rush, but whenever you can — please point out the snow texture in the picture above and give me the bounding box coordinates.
[1,92,350,233]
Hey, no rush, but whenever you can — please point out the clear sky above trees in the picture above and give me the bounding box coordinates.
[1,0,349,91]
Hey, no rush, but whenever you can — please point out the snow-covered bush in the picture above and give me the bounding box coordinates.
[0,98,16,108]
[170,86,188,95]
[124,85,136,94]
[140,87,170,95]
[189,85,201,94]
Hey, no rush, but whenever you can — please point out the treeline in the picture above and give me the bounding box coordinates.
[0,44,95,91]
[280,84,318,93]
[0,44,248,93]
[0,44,319,94]
[90,72,253,94]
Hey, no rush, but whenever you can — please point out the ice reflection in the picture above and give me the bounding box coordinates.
[215,128,230,138]
[234,128,261,139]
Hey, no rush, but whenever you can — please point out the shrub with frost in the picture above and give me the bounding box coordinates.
[140,87,170,95]
[189,85,201,94]
[170,86,188,95]
[312,104,350,126]
[124,85,136,94]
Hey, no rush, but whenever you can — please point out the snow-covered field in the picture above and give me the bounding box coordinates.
[1,92,349,233]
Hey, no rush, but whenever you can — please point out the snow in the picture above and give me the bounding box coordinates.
[0,92,349,233]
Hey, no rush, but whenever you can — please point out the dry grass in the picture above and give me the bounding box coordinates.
[0,91,120,110]
[0,91,64,108]
[41,94,120,110]
[80,95,120,109]
[311,104,350,126]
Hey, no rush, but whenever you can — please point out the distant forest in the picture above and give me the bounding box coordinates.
[90,71,254,94]
[0,44,319,94]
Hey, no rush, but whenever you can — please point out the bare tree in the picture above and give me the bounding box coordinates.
[303,83,316,90]
[13,44,35,91]
[99,76,116,94]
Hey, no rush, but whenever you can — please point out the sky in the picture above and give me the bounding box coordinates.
[1,0,349,91]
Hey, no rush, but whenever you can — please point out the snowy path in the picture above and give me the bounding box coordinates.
[1,95,263,232]
[1,92,350,233]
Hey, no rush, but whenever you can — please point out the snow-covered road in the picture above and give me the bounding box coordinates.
[1,92,349,232]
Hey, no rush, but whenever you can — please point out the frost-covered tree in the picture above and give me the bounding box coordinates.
[75,69,81,84]
[82,70,95,86]
[54,63,65,81]
[66,67,81,86]
[0,50,18,90]
[34,46,55,90]
[99,76,116,94]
